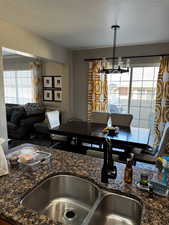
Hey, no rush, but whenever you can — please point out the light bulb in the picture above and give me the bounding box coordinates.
[126,58,130,68]
[118,57,123,67]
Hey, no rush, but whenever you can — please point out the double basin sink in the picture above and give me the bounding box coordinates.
[21,174,143,225]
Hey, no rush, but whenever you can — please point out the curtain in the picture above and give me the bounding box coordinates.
[154,56,169,151]
[29,61,42,103]
[88,60,108,120]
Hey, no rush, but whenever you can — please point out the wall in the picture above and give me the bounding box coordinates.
[42,62,72,122]
[72,42,169,121]
[0,18,72,148]
[0,50,8,151]
[0,19,70,63]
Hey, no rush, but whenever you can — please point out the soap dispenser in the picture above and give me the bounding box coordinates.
[124,154,133,184]
[0,138,9,176]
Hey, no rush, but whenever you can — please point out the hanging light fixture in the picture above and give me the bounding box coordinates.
[101,25,130,74]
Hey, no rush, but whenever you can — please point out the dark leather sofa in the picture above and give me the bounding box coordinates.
[6,103,45,139]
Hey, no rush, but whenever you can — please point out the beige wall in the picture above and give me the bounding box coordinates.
[42,62,72,122]
[72,42,169,120]
[0,19,70,63]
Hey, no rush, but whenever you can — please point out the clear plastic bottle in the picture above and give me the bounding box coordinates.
[107,114,112,128]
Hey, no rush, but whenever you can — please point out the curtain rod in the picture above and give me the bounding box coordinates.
[84,53,169,62]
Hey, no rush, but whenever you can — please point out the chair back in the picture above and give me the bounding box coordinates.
[90,112,109,124]
[111,113,133,127]
[157,122,169,156]
[46,110,60,129]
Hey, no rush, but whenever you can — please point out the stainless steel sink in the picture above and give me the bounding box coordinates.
[21,174,100,225]
[87,193,143,225]
[21,174,143,225]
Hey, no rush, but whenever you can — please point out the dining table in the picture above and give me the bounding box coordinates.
[50,120,151,150]
[50,120,151,182]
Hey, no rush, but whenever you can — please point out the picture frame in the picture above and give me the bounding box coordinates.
[54,90,62,102]
[54,76,62,88]
[43,76,53,88]
[43,89,53,101]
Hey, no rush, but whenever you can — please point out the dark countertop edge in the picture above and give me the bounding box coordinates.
[0,214,21,225]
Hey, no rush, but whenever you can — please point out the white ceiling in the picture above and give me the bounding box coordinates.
[0,0,169,49]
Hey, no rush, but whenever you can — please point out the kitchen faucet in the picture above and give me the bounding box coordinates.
[101,137,117,183]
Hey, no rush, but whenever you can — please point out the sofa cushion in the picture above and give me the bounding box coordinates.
[6,104,25,121]
[34,122,49,134]
[12,105,25,111]
[6,107,13,121]
[10,109,26,125]
[24,103,45,116]
[7,122,17,130]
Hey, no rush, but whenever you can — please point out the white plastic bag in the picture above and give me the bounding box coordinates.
[0,138,9,176]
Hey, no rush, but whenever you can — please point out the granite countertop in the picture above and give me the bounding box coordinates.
[0,144,168,225]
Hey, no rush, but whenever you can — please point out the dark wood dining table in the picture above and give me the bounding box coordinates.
[50,120,150,149]
[50,120,150,183]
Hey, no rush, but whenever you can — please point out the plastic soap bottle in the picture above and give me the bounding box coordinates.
[124,156,133,184]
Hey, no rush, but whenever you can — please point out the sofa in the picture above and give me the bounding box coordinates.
[6,103,45,139]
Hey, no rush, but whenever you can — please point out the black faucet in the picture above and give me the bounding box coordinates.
[101,137,117,183]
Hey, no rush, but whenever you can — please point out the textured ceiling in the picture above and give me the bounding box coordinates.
[0,0,169,49]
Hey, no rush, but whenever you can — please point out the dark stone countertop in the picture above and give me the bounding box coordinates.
[0,144,168,225]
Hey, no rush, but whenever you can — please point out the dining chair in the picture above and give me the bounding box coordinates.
[46,110,67,147]
[90,112,109,124]
[110,113,133,160]
[134,122,169,164]
[110,113,133,127]
[108,113,133,158]
[87,113,133,161]
[87,112,109,149]
[157,122,169,157]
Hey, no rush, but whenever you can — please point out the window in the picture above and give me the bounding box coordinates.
[108,66,159,129]
[3,70,34,104]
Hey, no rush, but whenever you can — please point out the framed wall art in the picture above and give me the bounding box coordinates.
[54,90,62,102]
[42,75,63,102]
[43,76,53,88]
[54,76,62,88]
[43,89,53,101]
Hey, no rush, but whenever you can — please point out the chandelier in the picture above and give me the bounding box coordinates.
[101,25,130,74]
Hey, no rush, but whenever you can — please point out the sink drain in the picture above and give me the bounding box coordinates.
[64,210,76,221]
[66,211,75,219]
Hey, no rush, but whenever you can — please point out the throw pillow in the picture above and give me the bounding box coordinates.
[24,103,45,116]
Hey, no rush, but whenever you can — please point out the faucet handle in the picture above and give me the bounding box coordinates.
[101,165,117,183]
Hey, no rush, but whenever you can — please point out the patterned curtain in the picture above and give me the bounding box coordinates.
[88,60,108,120]
[154,56,169,149]
[29,61,42,103]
